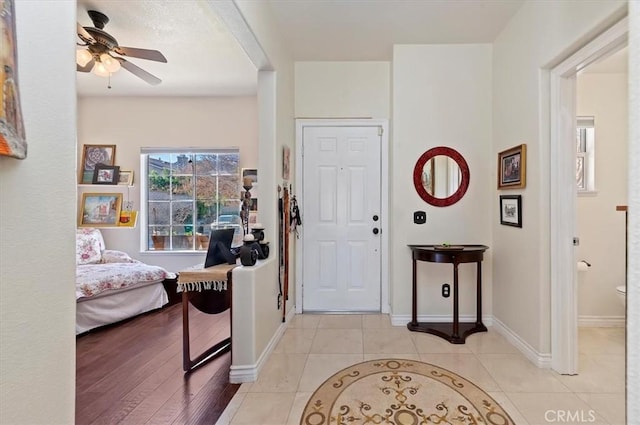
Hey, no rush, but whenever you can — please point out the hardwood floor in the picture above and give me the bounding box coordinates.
[76,303,239,425]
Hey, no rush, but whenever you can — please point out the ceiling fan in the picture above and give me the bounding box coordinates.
[76,10,167,86]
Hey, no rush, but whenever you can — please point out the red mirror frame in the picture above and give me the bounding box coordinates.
[412,146,470,207]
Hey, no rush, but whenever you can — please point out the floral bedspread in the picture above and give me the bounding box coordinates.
[76,251,171,299]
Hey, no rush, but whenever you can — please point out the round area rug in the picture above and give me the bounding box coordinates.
[300,359,514,425]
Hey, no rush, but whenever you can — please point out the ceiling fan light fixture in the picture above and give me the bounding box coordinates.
[76,49,93,67]
[93,61,111,78]
[99,53,121,73]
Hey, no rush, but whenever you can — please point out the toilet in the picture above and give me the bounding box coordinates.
[616,285,626,306]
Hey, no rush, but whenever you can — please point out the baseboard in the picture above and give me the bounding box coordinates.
[578,315,625,327]
[229,307,296,383]
[492,316,552,368]
[390,314,493,327]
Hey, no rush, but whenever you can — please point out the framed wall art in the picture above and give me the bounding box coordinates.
[80,144,116,184]
[500,195,522,228]
[0,0,27,159]
[117,170,134,186]
[283,146,291,180]
[92,164,120,185]
[497,144,526,189]
[79,193,123,227]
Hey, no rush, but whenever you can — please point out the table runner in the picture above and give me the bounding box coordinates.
[177,263,237,292]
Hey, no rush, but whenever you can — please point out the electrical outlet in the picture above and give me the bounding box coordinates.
[442,284,450,298]
[414,211,426,224]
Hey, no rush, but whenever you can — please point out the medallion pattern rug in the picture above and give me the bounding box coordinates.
[300,359,514,425]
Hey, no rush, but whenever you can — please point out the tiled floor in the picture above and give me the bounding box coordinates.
[216,316,626,425]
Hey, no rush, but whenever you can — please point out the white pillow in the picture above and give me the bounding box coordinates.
[76,228,105,265]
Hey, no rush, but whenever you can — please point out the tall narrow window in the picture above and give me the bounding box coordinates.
[576,116,595,192]
[141,149,240,251]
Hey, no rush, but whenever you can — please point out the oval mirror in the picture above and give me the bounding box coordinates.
[413,146,470,207]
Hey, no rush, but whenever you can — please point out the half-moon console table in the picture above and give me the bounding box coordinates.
[407,244,489,344]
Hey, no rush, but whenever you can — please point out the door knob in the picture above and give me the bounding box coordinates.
[372,215,379,221]
[372,228,379,235]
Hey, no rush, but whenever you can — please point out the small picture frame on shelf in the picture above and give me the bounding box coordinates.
[79,193,123,227]
[497,144,526,189]
[92,164,120,185]
[500,195,522,228]
[117,170,134,186]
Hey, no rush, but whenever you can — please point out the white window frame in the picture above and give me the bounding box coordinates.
[139,147,240,253]
[576,116,596,194]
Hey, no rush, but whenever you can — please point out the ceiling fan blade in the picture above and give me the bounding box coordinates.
[77,58,95,73]
[114,46,167,63]
[117,58,162,85]
[77,22,95,44]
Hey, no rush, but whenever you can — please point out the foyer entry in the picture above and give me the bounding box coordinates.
[297,121,387,312]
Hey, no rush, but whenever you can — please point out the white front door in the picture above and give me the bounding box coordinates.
[302,125,381,311]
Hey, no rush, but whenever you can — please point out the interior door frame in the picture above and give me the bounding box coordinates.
[295,119,390,314]
[548,17,627,374]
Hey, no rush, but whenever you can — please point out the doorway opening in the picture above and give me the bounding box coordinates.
[549,17,628,375]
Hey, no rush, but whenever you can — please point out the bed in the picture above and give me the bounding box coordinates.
[76,228,174,335]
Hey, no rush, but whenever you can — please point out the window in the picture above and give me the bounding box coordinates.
[141,149,240,251]
[576,116,595,192]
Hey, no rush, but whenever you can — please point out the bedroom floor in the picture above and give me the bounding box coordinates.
[75,303,238,425]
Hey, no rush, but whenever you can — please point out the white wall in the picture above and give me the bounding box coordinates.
[576,72,628,322]
[77,96,258,272]
[492,0,627,354]
[295,62,390,118]
[233,0,296,370]
[0,2,76,424]
[392,44,493,318]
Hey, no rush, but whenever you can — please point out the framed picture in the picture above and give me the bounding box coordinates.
[118,210,138,228]
[92,164,120,185]
[500,195,522,228]
[80,144,116,184]
[249,198,258,212]
[497,144,526,189]
[117,170,134,186]
[0,0,27,159]
[283,146,291,180]
[79,193,123,227]
[241,168,258,186]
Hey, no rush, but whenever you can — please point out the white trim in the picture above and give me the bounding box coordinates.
[578,315,626,327]
[389,314,494,327]
[548,17,628,375]
[294,119,390,314]
[493,317,552,369]
[229,307,295,383]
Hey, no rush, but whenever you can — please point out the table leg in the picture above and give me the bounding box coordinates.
[411,258,418,325]
[476,261,483,326]
[453,262,459,339]
[182,291,191,371]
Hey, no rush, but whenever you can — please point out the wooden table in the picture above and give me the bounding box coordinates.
[407,244,489,344]
[178,263,237,372]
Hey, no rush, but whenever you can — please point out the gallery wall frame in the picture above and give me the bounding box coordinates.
[117,170,134,186]
[497,144,526,189]
[0,0,27,160]
[499,194,522,228]
[92,164,120,185]
[78,193,123,227]
[80,144,116,184]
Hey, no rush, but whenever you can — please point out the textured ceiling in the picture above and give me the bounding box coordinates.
[76,0,526,97]
[266,0,525,61]
[76,0,257,97]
